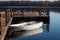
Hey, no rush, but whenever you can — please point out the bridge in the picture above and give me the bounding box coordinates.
[0,6,60,9]
[0,1,60,9]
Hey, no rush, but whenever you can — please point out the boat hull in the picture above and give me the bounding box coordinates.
[9,22,43,31]
[12,22,43,31]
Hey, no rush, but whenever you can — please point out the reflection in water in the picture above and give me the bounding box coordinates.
[8,21,50,40]
[8,11,50,40]
[8,18,50,39]
[42,15,50,32]
[9,28,43,38]
[46,24,49,32]
[7,10,60,40]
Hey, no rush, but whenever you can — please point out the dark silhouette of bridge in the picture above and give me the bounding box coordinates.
[0,1,60,9]
[0,6,60,9]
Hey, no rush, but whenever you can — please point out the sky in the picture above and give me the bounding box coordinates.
[0,0,59,2]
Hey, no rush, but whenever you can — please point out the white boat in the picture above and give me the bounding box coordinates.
[10,28,43,38]
[10,21,43,31]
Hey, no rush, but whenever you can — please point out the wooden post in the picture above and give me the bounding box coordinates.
[46,24,49,32]
[1,12,6,26]
[5,9,13,24]
[5,11,7,26]
[10,8,13,17]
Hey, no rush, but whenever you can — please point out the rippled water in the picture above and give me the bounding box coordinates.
[8,11,60,40]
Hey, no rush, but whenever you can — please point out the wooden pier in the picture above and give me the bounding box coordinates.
[1,18,12,40]
[0,9,49,40]
[0,9,13,40]
[0,1,50,40]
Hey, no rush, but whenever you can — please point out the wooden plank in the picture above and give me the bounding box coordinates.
[1,18,12,40]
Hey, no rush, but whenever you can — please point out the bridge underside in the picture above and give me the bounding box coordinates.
[11,17,50,24]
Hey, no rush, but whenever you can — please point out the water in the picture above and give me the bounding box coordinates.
[8,11,60,40]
